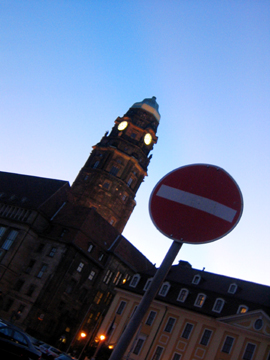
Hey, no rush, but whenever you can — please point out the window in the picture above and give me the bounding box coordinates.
[221,336,234,354]
[65,279,76,294]
[88,270,96,281]
[238,305,248,314]
[103,270,113,284]
[127,177,133,187]
[177,288,189,302]
[0,226,7,239]
[144,278,153,291]
[130,274,140,288]
[37,264,48,278]
[25,259,35,274]
[212,298,225,313]
[109,217,116,225]
[103,181,111,189]
[171,354,181,360]
[116,301,126,315]
[243,343,256,360]
[14,279,25,291]
[77,262,84,273]
[133,337,145,355]
[98,252,104,261]
[113,271,122,285]
[159,282,170,296]
[152,346,164,360]
[200,329,212,346]
[1,229,18,250]
[164,317,176,333]
[26,284,36,297]
[228,283,237,294]
[79,288,87,302]
[110,166,119,176]
[181,323,193,339]
[93,161,100,169]
[192,274,201,284]
[48,247,57,257]
[88,243,94,253]
[194,293,206,307]
[146,310,156,326]
[254,318,263,330]
[94,291,103,304]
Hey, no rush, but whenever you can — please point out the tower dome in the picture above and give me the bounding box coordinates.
[130,96,161,122]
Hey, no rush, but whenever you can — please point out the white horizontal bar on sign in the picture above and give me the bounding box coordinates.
[156,185,237,223]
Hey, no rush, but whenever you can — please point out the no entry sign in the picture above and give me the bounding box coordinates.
[149,164,243,244]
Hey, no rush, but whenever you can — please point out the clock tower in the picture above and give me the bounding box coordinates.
[71,97,160,233]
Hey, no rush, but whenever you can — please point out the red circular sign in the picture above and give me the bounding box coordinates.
[149,164,243,244]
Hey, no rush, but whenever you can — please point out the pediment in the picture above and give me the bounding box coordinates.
[218,310,270,336]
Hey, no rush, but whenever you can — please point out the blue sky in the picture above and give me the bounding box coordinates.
[1,1,269,285]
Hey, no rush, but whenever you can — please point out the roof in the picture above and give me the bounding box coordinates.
[130,96,161,122]
[119,260,270,318]
[0,171,69,209]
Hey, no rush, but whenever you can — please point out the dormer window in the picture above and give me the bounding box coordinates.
[144,278,153,291]
[177,288,189,302]
[212,298,225,313]
[192,275,201,285]
[237,305,248,314]
[159,282,170,296]
[130,274,140,288]
[228,283,238,294]
[194,293,206,307]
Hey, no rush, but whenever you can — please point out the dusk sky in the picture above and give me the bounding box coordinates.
[1,1,270,286]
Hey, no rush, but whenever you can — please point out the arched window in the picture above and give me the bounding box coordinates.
[192,275,201,285]
[177,288,189,302]
[194,293,206,307]
[159,282,170,296]
[130,274,140,288]
[228,283,238,294]
[212,298,225,313]
[237,305,249,314]
[144,278,153,291]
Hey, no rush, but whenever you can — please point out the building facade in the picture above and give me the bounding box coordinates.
[0,97,160,350]
[96,261,270,360]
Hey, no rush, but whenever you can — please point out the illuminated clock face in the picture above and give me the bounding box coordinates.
[144,133,152,145]
[118,121,128,131]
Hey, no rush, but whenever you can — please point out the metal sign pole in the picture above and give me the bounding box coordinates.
[108,240,182,360]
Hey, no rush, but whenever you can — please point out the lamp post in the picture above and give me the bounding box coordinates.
[91,335,106,360]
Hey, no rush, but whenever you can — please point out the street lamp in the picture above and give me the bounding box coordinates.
[91,334,106,360]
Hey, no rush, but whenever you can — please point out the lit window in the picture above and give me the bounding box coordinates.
[130,274,140,288]
[94,291,103,304]
[133,337,145,355]
[212,298,225,313]
[151,346,164,360]
[221,336,234,354]
[113,271,122,285]
[195,293,206,307]
[159,282,170,296]
[146,311,156,326]
[77,262,84,273]
[192,274,201,284]
[181,323,193,339]
[237,305,248,314]
[177,288,189,302]
[164,317,176,333]
[228,283,238,294]
[200,329,212,346]
[116,300,126,315]
[243,343,256,360]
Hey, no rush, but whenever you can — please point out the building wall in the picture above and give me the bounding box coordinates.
[97,289,270,360]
